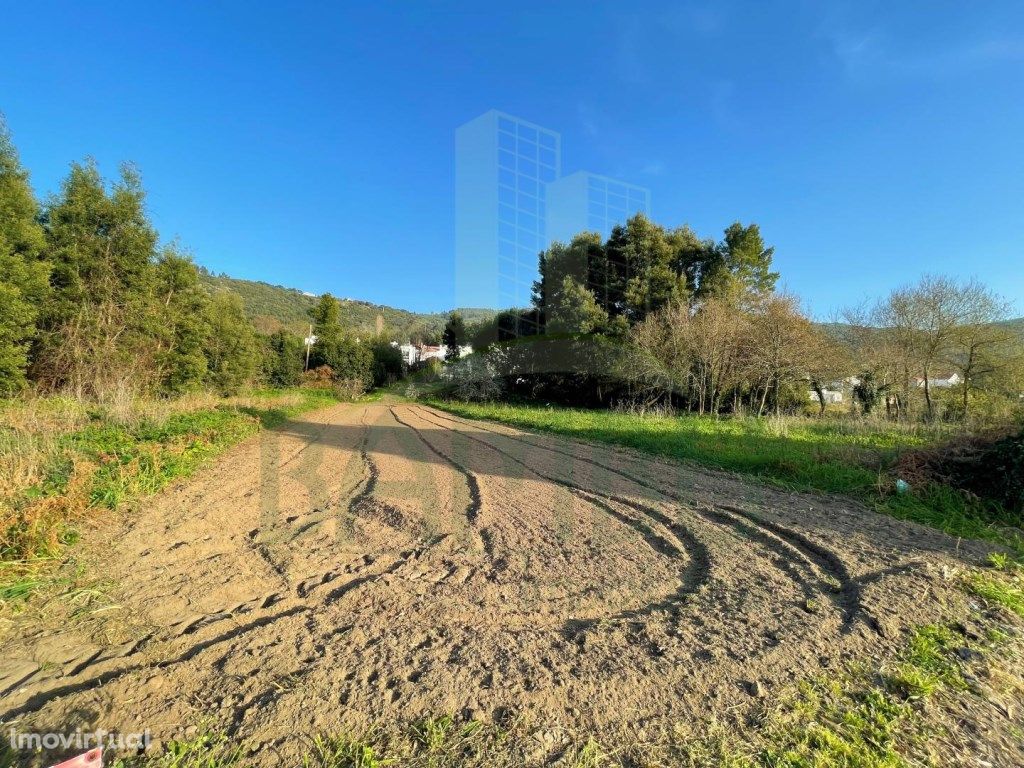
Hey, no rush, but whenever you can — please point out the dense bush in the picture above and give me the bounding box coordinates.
[443,355,503,401]
[371,340,405,387]
[898,429,1024,521]
[953,431,1023,517]
[262,329,305,387]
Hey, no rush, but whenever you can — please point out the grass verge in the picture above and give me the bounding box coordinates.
[0,388,339,604]
[428,401,1024,557]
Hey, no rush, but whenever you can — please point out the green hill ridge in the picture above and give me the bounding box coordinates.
[197,270,497,343]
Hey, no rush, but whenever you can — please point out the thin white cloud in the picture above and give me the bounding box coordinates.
[820,20,1023,81]
[613,2,726,87]
[576,101,601,139]
[641,160,667,176]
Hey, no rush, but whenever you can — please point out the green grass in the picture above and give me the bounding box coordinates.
[239,387,340,428]
[429,401,1023,556]
[303,735,394,768]
[111,732,243,768]
[681,622,1000,767]
[966,569,1024,618]
[1,387,340,603]
[884,625,967,699]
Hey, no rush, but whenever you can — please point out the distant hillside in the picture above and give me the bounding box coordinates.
[198,271,497,342]
[820,318,1023,337]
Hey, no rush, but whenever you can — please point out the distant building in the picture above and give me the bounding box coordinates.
[809,389,844,404]
[395,342,418,366]
[546,171,650,243]
[394,342,475,365]
[913,372,962,389]
[418,344,446,362]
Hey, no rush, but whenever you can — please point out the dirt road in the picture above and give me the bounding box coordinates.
[0,403,992,763]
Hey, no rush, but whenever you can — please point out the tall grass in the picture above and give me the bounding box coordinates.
[429,401,1023,556]
[0,388,339,603]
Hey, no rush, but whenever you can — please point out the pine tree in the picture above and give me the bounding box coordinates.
[36,161,160,396]
[0,117,49,394]
[700,222,779,300]
[443,312,467,361]
[152,246,210,394]
[203,292,259,395]
[263,329,304,386]
[308,293,372,383]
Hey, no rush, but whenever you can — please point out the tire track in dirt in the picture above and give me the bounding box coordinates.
[0,535,439,721]
[243,406,371,578]
[3,402,978,759]
[715,503,867,632]
[389,406,482,525]
[405,406,711,625]
[418,406,868,633]
[277,411,377,546]
[339,406,422,539]
[0,407,451,720]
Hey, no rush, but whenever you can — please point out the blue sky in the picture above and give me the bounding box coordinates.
[2,1,1022,316]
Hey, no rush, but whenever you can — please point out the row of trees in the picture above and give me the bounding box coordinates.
[456,214,1022,423]
[0,118,391,401]
[843,276,1022,421]
[0,122,262,399]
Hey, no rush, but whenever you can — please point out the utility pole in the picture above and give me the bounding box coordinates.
[304,323,312,372]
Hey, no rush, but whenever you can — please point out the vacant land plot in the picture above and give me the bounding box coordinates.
[431,401,1024,554]
[0,403,1021,766]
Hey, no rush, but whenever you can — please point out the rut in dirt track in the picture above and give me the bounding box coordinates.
[415,406,870,634]
[4,400,952,748]
[404,407,713,625]
[389,406,483,525]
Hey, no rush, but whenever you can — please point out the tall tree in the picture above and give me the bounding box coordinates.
[0,118,49,394]
[603,213,683,322]
[943,286,1016,420]
[263,329,304,387]
[744,294,816,416]
[804,327,851,417]
[36,161,159,396]
[308,293,372,383]
[546,276,609,335]
[700,222,779,299]
[203,292,259,395]
[152,245,210,394]
[308,293,342,370]
[442,312,467,361]
[874,275,983,420]
[667,225,715,296]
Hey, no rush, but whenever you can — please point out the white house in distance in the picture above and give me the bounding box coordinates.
[809,372,964,405]
[393,342,472,365]
[809,388,844,405]
[913,372,962,389]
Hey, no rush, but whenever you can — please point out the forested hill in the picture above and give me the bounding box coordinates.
[1003,317,1024,334]
[197,271,497,342]
[196,270,1023,344]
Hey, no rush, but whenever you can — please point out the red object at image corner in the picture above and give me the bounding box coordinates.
[48,749,102,768]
